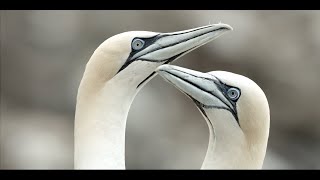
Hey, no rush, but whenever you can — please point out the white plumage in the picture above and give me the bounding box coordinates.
[156,64,270,169]
[74,24,232,169]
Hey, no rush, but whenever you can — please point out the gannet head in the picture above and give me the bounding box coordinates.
[80,24,233,95]
[156,64,270,168]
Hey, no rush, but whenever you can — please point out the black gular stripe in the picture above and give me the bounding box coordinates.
[136,72,156,89]
[164,69,240,125]
[136,51,186,89]
[117,26,229,74]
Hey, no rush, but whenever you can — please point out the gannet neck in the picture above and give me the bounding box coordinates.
[201,110,250,169]
[75,77,136,169]
[201,109,267,169]
[74,24,233,169]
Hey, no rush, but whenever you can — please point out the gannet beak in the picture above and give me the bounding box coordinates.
[119,23,232,88]
[130,23,233,64]
[156,64,238,120]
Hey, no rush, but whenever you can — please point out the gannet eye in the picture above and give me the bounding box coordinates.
[132,39,145,50]
[227,88,240,100]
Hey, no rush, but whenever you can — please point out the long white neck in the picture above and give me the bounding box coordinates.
[74,73,137,169]
[201,110,264,169]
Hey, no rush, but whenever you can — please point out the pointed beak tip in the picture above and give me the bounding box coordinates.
[219,23,233,31]
[210,22,233,31]
[155,67,161,73]
[226,24,233,31]
[155,64,171,73]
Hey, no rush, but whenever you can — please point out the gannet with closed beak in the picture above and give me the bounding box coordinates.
[156,65,270,169]
[74,24,233,169]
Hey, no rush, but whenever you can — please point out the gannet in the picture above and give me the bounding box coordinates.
[156,65,270,169]
[74,24,233,169]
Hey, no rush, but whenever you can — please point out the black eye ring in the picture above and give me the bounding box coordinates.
[132,39,145,50]
[227,88,240,100]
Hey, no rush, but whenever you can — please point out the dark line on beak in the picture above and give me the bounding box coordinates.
[120,26,229,74]
[164,25,229,36]
[166,69,232,110]
[163,69,239,125]
[135,26,227,61]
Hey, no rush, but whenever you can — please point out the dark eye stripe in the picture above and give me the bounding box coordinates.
[117,35,161,74]
[211,75,241,102]
[210,75,240,125]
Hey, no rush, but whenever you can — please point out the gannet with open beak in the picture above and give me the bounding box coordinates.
[74,24,233,169]
[156,65,270,169]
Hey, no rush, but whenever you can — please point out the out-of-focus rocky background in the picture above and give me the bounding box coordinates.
[1,10,320,169]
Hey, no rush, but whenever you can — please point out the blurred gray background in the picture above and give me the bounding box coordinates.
[1,10,320,169]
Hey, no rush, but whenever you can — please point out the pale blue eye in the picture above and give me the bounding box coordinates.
[132,39,145,50]
[227,88,240,100]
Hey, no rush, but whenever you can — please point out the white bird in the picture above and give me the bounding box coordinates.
[74,24,233,169]
[156,65,270,169]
